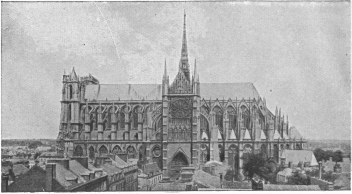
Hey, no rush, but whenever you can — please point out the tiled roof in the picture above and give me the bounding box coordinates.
[280,150,318,166]
[40,152,59,157]
[200,83,260,100]
[84,83,260,101]
[85,84,162,101]
[193,170,221,188]
[69,160,93,176]
[100,163,122,176]
[55,163,80,188]
[8,166,46,192]
[263,184,321,191]
[12,164,29,176]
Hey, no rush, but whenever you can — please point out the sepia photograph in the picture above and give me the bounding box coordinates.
[1,1,351,192]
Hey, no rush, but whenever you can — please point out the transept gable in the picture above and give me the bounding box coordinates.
[169,70,192,94]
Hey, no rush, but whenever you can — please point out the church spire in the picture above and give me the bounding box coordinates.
[179,10,190,81]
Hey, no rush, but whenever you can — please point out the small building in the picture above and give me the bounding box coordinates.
[276,168,293,183]
[280,150,318,168]
[6,157,108,192]
[138,162,163,190]
[38,152,62,164]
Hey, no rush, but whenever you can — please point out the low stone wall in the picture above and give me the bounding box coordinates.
[310,177,333,190]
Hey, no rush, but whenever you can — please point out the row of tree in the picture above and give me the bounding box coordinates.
[313,148,345,162]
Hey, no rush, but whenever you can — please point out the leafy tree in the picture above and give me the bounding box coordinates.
[28,141,43,149]
[287,171,310,185]
[242,153,278,182]
[314,148,327,162]
[333,151,343,162]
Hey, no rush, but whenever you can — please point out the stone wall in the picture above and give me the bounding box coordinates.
[310,177,333,190]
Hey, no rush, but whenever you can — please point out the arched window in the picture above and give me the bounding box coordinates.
[241,106,250,129]
[200,115,209,140]
[227,106,237,135]
[260,144,267,156]
[132,107,139,130]
[218,144,225,162]
[67,104,72,122]
[127,146,136,159]
[99,145,108,157]
[74,145,83,156]
[200,144,210,164]
[69,85,73,99]
[228,144,238,171]
[152,146,162,169]
[112,145,122,155]
[89,147,95,160]
[90,113,97,131]
[273,144,279,162]
[286,144,290,150]
[243,144,253,163]
[154,117,162,132]
[213,106,223,130]
[120,112,125,129]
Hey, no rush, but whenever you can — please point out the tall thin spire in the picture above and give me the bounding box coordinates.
[164,59,167,77]
[179,10,190,81]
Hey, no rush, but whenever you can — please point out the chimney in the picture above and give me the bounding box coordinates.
[89,172,95,180]
[45,163,56,192]
[318,161,322,179]
[71,157,88,169]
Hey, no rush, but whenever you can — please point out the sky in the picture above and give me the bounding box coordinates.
[1,2,350,140]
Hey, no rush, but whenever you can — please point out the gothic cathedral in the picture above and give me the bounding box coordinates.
[57,13,306,180]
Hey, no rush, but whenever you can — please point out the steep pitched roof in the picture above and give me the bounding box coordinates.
[200,83,260,100]
[84,83,260,101]
[100,163,122,176]
[280,150,318,166]
[69,160,93,176]
[85,84,162,101]
[54,164,80,188]
[12,164,29,176]
[8,166,46,192]
[289,126,303,139]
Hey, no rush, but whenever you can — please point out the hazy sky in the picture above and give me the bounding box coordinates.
[2,2,350,140]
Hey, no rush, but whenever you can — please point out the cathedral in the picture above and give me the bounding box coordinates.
[57,13,306,180]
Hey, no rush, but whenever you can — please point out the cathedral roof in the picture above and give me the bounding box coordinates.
[84,82,260,101]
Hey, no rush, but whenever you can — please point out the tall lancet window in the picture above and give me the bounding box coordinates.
[67,104,71,122]
[213,106,223,130]
[227,107,237,132]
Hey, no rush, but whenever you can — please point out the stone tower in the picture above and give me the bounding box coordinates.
[161,12,201,179]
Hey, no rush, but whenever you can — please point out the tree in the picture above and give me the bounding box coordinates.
[287,171,310,185]
[242,153,278,181]
[333,151,343,162]
[314,148,327,162]
[28,141,43,149]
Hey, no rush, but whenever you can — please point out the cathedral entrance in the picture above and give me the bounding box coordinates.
[169,152,189,180]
